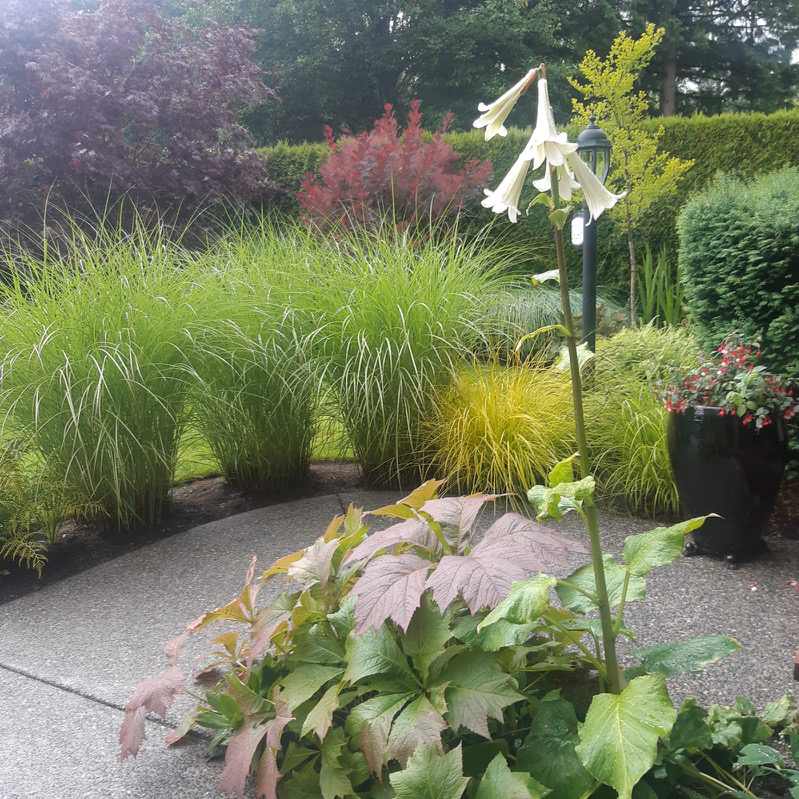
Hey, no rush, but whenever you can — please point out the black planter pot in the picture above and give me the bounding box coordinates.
[666,406,787,564]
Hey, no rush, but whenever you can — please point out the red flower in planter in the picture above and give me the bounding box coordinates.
[664,334,799,428]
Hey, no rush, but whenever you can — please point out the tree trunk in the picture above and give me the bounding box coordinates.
[660,44,677,116]
[628,233,639,327]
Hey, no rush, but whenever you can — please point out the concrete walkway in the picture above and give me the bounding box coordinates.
[0,490,796,798]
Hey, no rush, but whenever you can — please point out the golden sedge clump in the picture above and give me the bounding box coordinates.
[427,362,575,504]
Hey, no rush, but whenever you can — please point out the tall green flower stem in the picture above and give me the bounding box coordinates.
[546,148,623,694]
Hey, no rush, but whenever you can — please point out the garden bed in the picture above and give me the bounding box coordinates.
[0,461,362,606]
[2,464,796,610]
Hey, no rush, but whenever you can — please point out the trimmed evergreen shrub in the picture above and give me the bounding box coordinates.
[678,167,799,377]
[259,141,328,210]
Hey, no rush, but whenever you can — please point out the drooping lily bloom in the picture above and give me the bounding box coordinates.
[533,163,580,202]
[522,78,577,168]
[481,154,531,223]
[479,65,623,224]
[473,68,537,141]
[565,151,625,222]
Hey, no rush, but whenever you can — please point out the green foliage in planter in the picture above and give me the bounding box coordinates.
[587,325,701,515]
[678,167,799,378]
[305,227,514,487]
[427,362,575,502]
[120,474,797,799]
[0,224,196,529]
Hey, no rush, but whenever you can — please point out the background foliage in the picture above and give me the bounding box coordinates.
[170,0,799,142]
[626,0,799,115]
[173,0,624,143]
[260,108,799,294]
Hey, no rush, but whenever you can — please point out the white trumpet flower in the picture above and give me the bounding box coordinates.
[522,78,577,168]
[533,163,580,202]
[565,151,625,222]
[473,68,537,141]
[481,155,531,223]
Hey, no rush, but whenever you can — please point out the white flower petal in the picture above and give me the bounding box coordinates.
[473,68,537,141]
[533,164,580,202]
[521,78,577,168]
[566,152,625,222]
[555,342,595,372]
[481,156,531,224]
[531,269,560,285]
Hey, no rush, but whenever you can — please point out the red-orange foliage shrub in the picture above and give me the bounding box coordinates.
[297,100,492,228]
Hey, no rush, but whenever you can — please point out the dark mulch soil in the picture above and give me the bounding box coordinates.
[3,467,796,608]
[0,461,363,607]
[770,478,799,539]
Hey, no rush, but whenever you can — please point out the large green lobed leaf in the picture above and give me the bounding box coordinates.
[576,675,677,799]
[389,744,470,799]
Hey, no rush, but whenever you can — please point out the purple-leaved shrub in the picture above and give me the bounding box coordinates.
[0,0,272,223]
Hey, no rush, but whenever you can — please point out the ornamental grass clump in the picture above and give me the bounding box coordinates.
[585,377,679,515]
[184,233,320,490]
[594,322,700,385]
[184,308,318,491]
[427,361,575,501]
[0,225,197,529]
[482,284,625,363]
[586,325,701,515]
[309,227,512,486]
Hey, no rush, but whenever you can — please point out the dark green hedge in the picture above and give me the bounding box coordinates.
[258,109,799,293]
[260,140,328,210]
[678,167,799,377]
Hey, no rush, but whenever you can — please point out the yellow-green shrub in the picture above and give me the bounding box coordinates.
[427,362,575,502]
[594,323,700,385]
[586,380,678,516]
[587,325,701,515]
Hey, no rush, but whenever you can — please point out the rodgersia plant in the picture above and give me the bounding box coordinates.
[119,480,796,798]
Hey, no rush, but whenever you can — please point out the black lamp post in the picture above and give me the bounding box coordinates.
[576,118,611,352]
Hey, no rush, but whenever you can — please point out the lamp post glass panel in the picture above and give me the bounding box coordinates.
[576,119,611,351]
